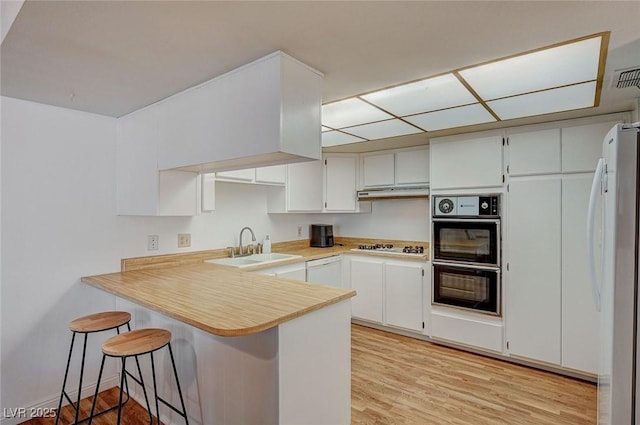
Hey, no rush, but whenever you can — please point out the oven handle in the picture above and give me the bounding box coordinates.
[432,218,500,224]
[432,261,500,272]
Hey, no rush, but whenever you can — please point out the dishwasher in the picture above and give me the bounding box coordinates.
[306,256,343,288]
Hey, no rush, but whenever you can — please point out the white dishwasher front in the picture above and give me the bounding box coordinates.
[306,256,343,288]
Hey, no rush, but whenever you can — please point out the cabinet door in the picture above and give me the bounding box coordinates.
[561,174,600,374]
[505,176,561,365]
[385,261,423,332]
[287,160,323,211]
[325,156,357,211]
[362,153,395,187]
[216,169,255,182]
[430,135,503,190]
[508,129,561,176]
[395,148,429,185]
[562,121,618,173]
[256,165,286,185]
[350,258,384,323]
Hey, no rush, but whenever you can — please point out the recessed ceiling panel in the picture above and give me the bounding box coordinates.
[459,36,602,100]
[487,81,597,120]
[404,104,496,131]
[322,131,367,147]
[322,98,393,129]
[361,73,477,116]
[343,119,422,140]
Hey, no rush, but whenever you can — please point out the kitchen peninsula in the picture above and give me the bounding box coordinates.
[82,261,355,425]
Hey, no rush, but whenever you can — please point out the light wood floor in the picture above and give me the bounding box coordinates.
[24,324,596,425]
[351,324,596,425]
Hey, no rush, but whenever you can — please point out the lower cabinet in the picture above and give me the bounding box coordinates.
[347,255,427,333]
[350,257,384,323]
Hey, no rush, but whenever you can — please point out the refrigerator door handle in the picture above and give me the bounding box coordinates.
[587,157,605,312]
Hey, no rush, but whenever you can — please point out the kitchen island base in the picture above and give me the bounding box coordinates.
[114,296,351,425]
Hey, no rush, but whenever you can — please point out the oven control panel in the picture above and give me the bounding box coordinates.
[433,195,499,217]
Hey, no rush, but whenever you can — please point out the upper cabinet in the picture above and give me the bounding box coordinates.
[361,147,430,188]
[507,129,561,176]
[561,121,619,173]
[116,51,323,216]
[430,134,503,191]
[116,107,199,216]
[156,51,323,172]
[216,165,286,185]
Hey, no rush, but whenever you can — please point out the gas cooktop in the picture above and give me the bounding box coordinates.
[350,244,426,257]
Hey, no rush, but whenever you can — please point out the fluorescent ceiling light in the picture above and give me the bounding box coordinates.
[404,104,496,131]
[322,98,392,129]
[322,131,367,147]
[459,36,601,100]
[487,81,597,120]
[361,73,477,116]
[343,119,422,140]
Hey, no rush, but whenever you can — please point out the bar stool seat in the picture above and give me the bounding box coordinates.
[89,328,189,425]
[55,311,132,425]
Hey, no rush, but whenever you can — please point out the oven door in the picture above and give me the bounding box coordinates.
[432,219,500,266]
[432,262,500,315]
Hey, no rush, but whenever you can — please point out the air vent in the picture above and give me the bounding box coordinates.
[612,66,640,89]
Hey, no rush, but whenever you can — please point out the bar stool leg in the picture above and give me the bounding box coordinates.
[87,354,106,425]
[54,332,76,425]
[168,343,189,425]
[73,334,89,425]
[116,357,127,425]
[150,351,160,425]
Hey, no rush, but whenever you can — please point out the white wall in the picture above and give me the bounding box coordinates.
[0,96,429,417]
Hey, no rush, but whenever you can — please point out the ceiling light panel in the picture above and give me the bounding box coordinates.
[487,81,597,120]
[343,119,422,140]
[361,73,478,116]
[459,36,602,100]
[322,98,393,129]
[322,131,367,147]
[404,104,496,131]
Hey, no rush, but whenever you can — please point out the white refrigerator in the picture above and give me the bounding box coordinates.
[587,122,640,425]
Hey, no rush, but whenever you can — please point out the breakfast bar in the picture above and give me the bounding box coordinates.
[82,262,355,425]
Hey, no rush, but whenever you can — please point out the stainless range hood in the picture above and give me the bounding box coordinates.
[357,186,430,201]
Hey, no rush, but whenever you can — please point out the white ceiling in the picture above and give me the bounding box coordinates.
[2,1,639,151]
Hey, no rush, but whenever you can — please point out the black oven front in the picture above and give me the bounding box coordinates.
[432,219,500,266]
[433,263,500,315]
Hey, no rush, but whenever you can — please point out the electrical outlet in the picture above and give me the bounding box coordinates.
[297,225,303,237]
[178,233,191,248]
[147,235,159,251]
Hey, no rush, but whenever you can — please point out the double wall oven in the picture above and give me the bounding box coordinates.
[432,195,501,315]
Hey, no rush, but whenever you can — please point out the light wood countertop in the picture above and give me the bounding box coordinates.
[83,237,427,338]
[83,262,355,337]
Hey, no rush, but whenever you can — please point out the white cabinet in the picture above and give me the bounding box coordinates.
[430,134,503,190]
[116,107,199,216]
[561,120,619,173]
[561,174,600,374]
[505,176,562,364]
[324,155,357,211]
[216,165,286,185]
[361,147,429,188]
[384,260,424,332]
[267,154,368,213]
[350,257,384,323]
[287,160,324,212]
[362,153,395,187]
[255,165,286,184]
[395,147,429,185]
[156,52,322,172]
[507,129,561,176]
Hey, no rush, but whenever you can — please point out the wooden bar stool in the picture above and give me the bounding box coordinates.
[88,328,189,425]
[55,311,133,425]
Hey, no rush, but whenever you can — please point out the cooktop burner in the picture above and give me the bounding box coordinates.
[351,244,425,256]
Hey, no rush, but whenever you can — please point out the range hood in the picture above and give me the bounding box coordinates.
[357,186,430,201]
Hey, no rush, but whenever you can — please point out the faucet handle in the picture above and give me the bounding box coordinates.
[226,246,236,258]
[247,244,255,255]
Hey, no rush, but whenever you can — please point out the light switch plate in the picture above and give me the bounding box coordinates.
[178,233,191,248]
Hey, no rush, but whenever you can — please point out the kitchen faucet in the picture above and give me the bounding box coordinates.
[238,226,257,256]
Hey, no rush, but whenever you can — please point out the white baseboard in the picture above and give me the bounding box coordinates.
[0,375,119,425]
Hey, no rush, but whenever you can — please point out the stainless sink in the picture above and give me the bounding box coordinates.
[205,253,302,268]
